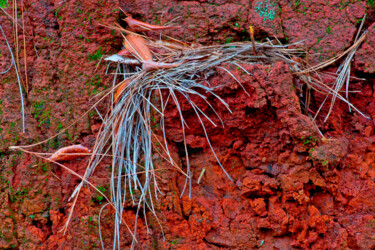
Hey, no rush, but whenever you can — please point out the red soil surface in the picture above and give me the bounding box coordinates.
[0,0,374,249]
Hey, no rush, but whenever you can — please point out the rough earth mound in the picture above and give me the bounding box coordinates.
[0,0,374,249]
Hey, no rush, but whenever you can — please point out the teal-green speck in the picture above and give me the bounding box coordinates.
[255,0,276,21]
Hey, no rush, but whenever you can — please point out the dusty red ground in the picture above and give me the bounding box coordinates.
[0,0,375,249]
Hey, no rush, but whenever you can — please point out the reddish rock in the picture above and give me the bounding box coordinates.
[250,198,268,217]
[279,0,365,64]
[354,23,375,73]
[342,215,375,249]
[232,140,243,149]
[266,197,289,236]
[310,137,349,171]
[311,192,334,215]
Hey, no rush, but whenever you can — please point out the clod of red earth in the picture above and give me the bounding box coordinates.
[120,0,252,44]
[1,0,375,249]
[279,0,367,64]
[354,23,375,73]
[123,14,180,32]
[309,137,349,172]
[120,0,368,65]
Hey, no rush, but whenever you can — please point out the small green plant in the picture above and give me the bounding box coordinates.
[54,197,61,205]
[294,0,301,8]
[40,162,50,173]
[0,0,8,8]
[8,186,29,203]
[255,0,276,21]
[92,186,106,203]
[366,219,375,227]
[88,47,103,61]
[225,37,234,44]
[326,26,332,34]
[308,148,315,156]
[32,100,52,128]
[300,135,316,145]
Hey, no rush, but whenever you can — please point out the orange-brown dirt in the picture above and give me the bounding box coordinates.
[1,0,375,249]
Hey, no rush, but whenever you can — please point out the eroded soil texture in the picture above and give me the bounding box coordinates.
[0,0,375,249]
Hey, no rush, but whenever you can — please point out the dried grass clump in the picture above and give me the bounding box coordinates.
[77,22,315,247]
[294,14,369,123]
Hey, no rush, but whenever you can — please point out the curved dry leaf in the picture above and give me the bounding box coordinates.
[118,48,134,57]
[124,34,153,61]
[114,79,130,104]
[149,40,201,52]
[142,60,181,71]
[104,54,140,65]
[49,145,91,162]
[123,15,179,33]
[152,40,190,50]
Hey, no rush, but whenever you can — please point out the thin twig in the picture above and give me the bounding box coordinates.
[0,24,25,132]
